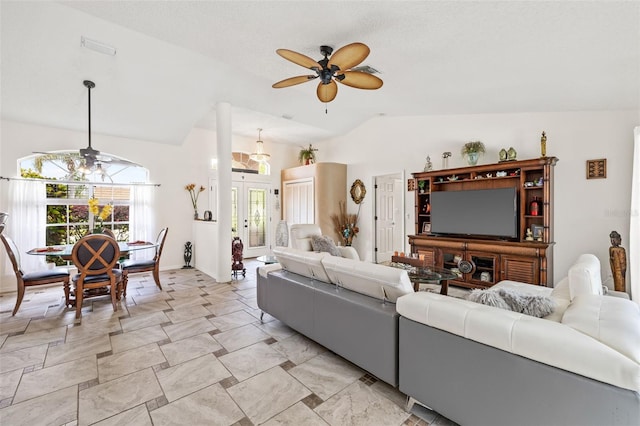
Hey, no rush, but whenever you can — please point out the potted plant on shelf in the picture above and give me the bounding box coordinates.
[417,180,426,193]
[461,141,486,166]
[298,144,318,165]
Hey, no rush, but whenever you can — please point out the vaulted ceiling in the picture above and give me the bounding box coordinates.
[1,1,638,146]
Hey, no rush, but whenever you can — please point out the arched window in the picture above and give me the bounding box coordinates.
[18,152,149,262]
[231,152,270,175]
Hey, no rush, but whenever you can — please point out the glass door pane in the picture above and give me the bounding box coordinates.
[231,181,270,258]
[247,187,267,249]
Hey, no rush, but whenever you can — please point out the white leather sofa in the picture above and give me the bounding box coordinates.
[289,223,360,260]
[396,254,640,426]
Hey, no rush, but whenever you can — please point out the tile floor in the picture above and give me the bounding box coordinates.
[0,259,458,426]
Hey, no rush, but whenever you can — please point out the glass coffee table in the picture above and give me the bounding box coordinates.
[256,255,278,264]
[388,261,458,295]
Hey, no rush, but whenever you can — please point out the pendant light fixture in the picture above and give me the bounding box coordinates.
[249,128,271,162]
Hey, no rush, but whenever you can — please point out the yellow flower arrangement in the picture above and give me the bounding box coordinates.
[185,183,206,210]
[88,197,112,232]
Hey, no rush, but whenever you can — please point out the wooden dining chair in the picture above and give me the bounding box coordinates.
[71,234,122,319]
[120,227,168,297]
[1,230,71,315]
[102,228,116,239]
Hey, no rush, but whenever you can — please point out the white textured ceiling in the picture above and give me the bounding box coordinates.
[1,1,639,146]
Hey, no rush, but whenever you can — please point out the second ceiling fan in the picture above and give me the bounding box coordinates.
[272,42,383,103]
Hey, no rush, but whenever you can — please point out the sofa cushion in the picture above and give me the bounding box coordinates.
[310,235,342,257]
[561,294,640,365]
[396,292,640,392]
[321,256,413,303]
[568,254,603,299]
[273,247,331,282]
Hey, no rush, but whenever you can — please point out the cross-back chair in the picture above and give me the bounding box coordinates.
[120,227,168,296]
[71,234,122,319]
[0,229,71,316]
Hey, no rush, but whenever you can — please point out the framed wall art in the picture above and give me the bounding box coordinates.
[586,159,606,179]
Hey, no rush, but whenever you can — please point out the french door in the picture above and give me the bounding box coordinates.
[232,181,270,258]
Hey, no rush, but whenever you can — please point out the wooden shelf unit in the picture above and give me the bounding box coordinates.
[410,157,558,288]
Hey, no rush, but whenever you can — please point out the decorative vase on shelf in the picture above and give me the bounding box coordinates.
[466,151,479,166]
[194,209,199,220]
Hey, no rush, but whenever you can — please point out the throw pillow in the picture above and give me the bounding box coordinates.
[498,288,555,318]
[467,289,511,310]
[466,288,555,318]
[310,235,342,257]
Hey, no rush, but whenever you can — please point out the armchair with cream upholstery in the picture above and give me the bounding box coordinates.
[289,224,360,260]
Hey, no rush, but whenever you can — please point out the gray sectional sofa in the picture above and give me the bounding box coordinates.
[257,247,640,426]
[257,248,414,386]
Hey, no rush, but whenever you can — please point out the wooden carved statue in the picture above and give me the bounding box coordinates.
[609,230,627,292]
[232,237,246,278]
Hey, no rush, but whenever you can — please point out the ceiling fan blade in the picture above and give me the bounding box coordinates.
[272,75,317,88]
[317,80,338,103]
[276,49,321,70]
[338,71,384,90]
[328,42,370,71]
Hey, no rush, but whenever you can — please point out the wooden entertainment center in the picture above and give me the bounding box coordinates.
[409,157,558,288]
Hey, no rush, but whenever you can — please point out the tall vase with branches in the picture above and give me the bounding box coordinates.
[330,201,361,246]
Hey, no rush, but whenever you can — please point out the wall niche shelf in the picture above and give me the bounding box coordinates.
[409,157,558,288]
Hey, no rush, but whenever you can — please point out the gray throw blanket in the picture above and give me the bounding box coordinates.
[466,288,555,318]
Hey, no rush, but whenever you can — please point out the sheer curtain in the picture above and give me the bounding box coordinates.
[130,185,155,260]
[6,180,47,272]
[630,127,639,304]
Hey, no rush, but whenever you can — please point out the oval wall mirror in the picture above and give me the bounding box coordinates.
[350,179,366,204]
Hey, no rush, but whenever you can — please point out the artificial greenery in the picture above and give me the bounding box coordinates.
[461,141,486,156]
[298,144,318,165]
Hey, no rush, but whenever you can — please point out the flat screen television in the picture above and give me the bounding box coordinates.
[430,187,518,239]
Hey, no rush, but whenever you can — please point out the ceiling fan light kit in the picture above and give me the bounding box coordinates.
[272,42,383,103]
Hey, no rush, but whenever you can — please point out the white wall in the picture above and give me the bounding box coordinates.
[318,110,638,286]
[0,119,298,292]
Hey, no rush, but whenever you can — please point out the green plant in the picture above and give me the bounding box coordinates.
[417,180,426,191]
[461,141,486,157]
[298,144,318,165]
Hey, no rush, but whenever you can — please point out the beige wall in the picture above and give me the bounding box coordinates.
[2,110,638,291]
[0,119,298,293]
[318,110,639,286]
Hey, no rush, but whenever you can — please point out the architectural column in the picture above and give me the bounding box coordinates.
[215,102,232,283]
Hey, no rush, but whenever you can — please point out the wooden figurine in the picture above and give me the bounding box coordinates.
[609,231,627,292]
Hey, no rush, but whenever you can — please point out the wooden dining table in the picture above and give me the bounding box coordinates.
[27,241,158,306]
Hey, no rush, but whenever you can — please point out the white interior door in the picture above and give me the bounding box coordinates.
[232,181,270,258]
[375,173,404,263]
